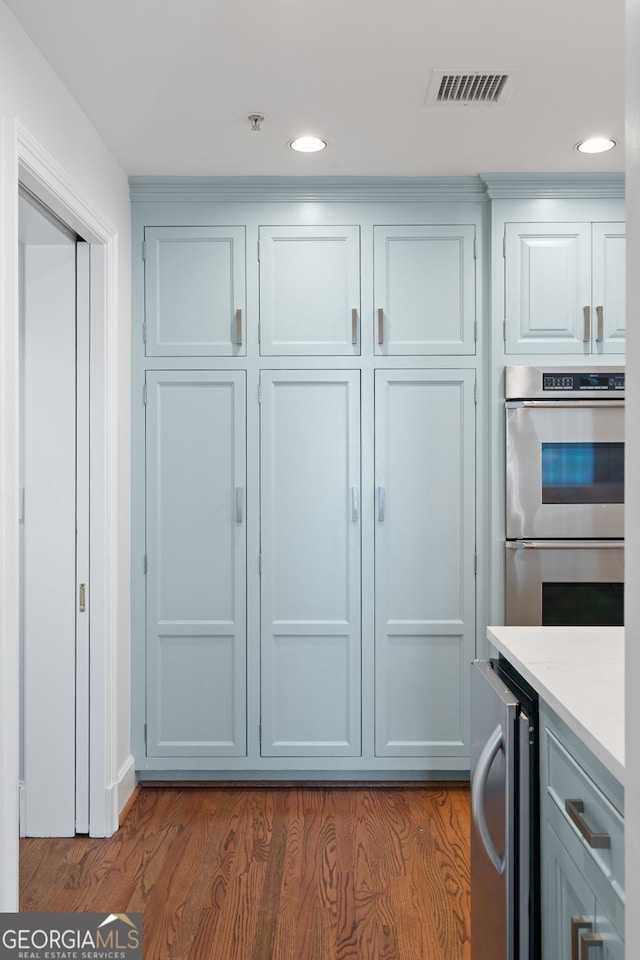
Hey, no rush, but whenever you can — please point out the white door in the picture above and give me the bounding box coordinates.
[19,190,89,836]
[260,371,362,756]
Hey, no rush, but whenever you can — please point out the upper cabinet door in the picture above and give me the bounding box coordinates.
[258,225,361,355]
[504,222,593,354]
[373,225,476,355]
[592,222,626,355]
[144,226,246,356]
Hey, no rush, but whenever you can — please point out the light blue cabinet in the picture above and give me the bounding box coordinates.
[541,705,624,959]
[374,370,476,756]
[504,221,625,355]
[259,371,362,756]
[373,225,476,355]
[545,823,623,960]
[144,226,246,356]
[258,225,361,355]
[131,184,485,775]
[144,371,247,756]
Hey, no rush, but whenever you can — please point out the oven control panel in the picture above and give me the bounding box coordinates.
[505,366,625,400]
[542,372,625,392]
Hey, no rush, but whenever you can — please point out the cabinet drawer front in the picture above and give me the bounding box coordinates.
[545,727,624,896]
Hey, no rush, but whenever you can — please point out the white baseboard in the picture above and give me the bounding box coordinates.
[18,783,26,838]
[115,754,136,822]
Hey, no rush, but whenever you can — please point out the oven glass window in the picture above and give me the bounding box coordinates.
[541,442,624,504]
[542,582,624,626]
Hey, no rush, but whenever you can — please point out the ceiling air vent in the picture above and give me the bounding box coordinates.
[425,70,517,106]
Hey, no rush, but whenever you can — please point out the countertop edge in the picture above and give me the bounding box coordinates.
[487,626,625,786]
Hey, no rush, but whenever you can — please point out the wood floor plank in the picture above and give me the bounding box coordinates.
[20,782,470,960]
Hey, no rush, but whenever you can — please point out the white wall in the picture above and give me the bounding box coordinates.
[0,0,131,908]
[626,0,640,952]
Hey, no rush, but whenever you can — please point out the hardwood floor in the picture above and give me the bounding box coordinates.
[20,783,471,960]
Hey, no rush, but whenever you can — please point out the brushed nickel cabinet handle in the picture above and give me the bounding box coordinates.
[565,799,610,848]
[596,305,604,343]
[377,486,385,521]
[351,486,359,522]
[571,918,592,960]
[377,308,384,345]
[583,305,591,343]
[235,308,243,345]
[235,487,243,523]
[79,583,86,613]
[580,932,603,958]
[352,308,358,345]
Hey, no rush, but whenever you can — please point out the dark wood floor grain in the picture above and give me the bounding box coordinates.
[20,783,471,960]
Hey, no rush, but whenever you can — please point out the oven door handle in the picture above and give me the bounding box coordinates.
[507,540,623,550]
[506,399,624,409]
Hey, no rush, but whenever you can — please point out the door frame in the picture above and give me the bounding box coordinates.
[0,118,121,908]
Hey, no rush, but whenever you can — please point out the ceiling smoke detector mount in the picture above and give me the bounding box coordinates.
[425,69,519,107]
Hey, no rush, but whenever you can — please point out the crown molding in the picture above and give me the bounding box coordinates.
[130,173,625,204]
[128,175,489,203]
[480,172,625,199]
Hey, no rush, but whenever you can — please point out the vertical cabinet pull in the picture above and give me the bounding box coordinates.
[571,917,592,960]
[79,583,86,613]
[377,486,385,521]
[352,308,359,345]
[580,932,603,958]
[235,308,243,345]
[596,305,604,343]
[377,308,384,345]
[235,487,244,523]
[583,305,591,343]
[351,487,359,522]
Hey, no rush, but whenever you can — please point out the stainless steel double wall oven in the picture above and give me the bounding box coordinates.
[505,366,624,626]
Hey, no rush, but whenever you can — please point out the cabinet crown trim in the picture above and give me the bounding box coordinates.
[128,175,489,203]
[481,171,624,198]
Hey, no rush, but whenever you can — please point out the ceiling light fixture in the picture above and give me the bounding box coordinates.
[576,137,617,154]
[289,136,327,153]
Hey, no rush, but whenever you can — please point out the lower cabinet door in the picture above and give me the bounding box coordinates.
[543,820,624,960]
[544,820,596,960]
[259,371,361,757]
[373,370,476,757]
[145,371,247,757]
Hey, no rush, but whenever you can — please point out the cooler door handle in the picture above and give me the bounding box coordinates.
[471,724,506,876]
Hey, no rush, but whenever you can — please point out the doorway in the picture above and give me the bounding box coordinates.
[18,188,89,836]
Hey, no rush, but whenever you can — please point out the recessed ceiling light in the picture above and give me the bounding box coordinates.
[289,136,327,153]
[576,137,617,154]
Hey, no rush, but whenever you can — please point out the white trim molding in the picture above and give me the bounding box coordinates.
[0,116,21,912]
[115,755,136,824]
[0,118,121,908]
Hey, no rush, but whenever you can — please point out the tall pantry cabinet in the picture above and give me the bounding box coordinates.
[130,180,482,778]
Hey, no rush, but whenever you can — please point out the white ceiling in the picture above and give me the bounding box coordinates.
[4,0,625,178]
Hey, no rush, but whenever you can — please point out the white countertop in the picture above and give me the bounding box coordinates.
[487,626,624,785]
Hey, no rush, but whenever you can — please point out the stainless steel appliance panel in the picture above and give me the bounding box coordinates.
[505,400,624,539]
[471,660,528,960]
[505,365,624,401]
[505,540,624,626]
